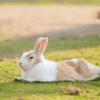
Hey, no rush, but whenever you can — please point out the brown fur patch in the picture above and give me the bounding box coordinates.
[56,61,83,81]
[56,59,97,81]
[66,59,96,79]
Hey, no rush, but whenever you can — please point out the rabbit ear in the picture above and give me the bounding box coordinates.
[34,37,48,56]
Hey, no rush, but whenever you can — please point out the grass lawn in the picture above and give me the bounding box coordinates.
[0,35,100,99]
[0,0,100,5]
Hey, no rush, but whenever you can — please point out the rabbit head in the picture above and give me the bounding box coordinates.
[19,37,48,71]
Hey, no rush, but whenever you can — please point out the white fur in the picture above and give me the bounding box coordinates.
[72,59,78,63]
[31,59,56,82]
[18,55,57,82]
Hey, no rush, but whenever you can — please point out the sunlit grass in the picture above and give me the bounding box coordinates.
[0,0,100,6]
[0,35,100,100]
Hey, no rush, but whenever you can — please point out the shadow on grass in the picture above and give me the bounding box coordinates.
[5,24,100,41]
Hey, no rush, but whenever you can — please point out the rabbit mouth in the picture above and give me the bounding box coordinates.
[19,65,24,69]
[19,64,28,70]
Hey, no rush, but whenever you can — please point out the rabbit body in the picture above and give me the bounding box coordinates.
[56,59,100,82]
[15,37,100,82]
[21,59,57,82]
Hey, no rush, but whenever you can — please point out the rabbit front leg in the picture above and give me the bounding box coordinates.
[24,78,35,82]
[14,77,35,82]
[14,77,24,81]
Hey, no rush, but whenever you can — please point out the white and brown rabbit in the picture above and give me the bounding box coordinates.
[15,37,100,82]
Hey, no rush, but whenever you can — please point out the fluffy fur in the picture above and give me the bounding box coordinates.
[15,37,100,82]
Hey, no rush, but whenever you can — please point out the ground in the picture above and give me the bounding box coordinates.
[0,5,100,41]
[0,5,100,100]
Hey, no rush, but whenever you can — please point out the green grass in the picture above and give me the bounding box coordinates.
[0,35,100,100]
[0,0,100,5]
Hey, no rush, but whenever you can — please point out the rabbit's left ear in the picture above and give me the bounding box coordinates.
[34,37,48,56]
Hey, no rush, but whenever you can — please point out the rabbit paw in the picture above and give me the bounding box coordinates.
[14,77,23,81]
[24,78,35,82]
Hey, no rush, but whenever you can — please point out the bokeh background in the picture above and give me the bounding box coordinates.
[0,0,100,41]
[0,0,100,58]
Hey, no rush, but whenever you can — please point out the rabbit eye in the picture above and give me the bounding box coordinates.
[29,57,33,59]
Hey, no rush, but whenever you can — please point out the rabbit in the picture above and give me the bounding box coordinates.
[14,37,100,82]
